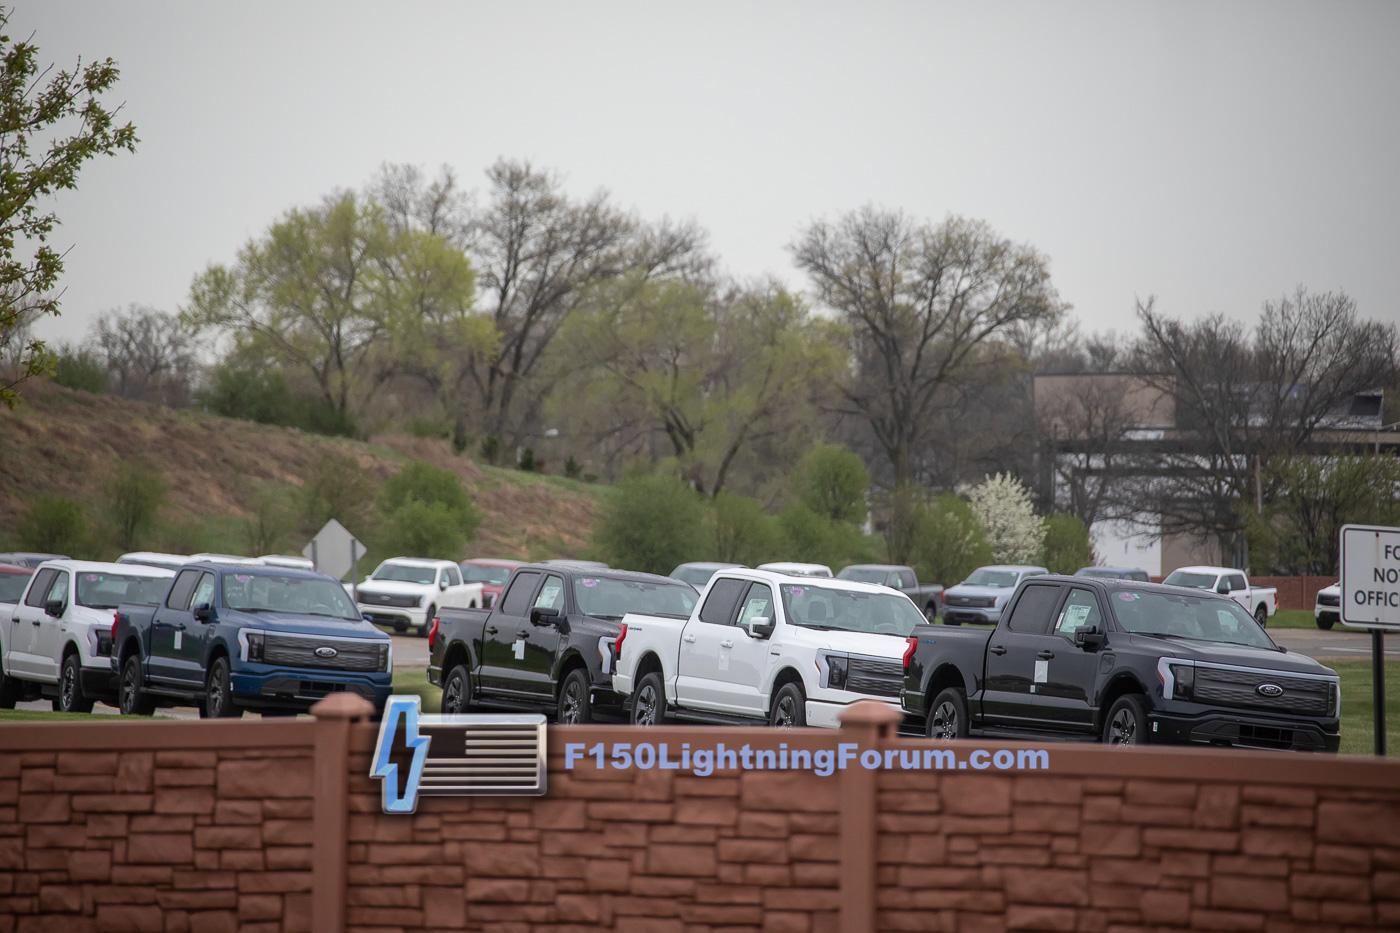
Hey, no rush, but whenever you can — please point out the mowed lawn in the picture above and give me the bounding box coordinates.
[1270,609,1323,630]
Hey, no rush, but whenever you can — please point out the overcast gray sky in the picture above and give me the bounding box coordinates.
[16,0,1400,344]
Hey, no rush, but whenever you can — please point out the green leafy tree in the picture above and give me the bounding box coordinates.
[243,483,296,555]
[777,504,872,571]
[51,345,107,393]
[378,499,471,561]
[300,451,377,535]
[17,495,88,555]
[908,493,993,586]
[0,8,138,406]
[709,492,782,565]
[1251,456,1400,574]
[795,443,869,525]
[593,474,705,573]
[104,462,164,551]
[1041,513,1095,575]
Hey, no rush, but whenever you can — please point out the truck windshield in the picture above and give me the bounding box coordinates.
[462,564,513,585]
[573,577,698,620]
[223,573,360,619]
[1113,591,1274,649]
[77,573,171,609]
[372,564,437,585]
[836,568,889,584]
[964,569,1018,588]
[780,585,922,636]
[1162,571,1216,590]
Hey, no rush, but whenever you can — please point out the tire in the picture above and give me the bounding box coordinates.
[1254,605,1268,628]
[1102,694,1148,747]
[557,668,592,724]
[630,671,667,726]
[422,606,437,638]
[441,662,472,715]
[58,652,95,714]
[1316,615,1335,631]
[0,668,18,710]
[769,682,807,728]
[119,654,156,716]
[924,603,938,624]
[204,656,243,719]
[925,687,969,740]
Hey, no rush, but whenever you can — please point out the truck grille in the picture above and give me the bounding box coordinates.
[358,592,419,609]
[846,657,903,698]
[263,634,385,672]
[946,595,994,608]
[1316,593,1340,607]
[1193,667,1333,717]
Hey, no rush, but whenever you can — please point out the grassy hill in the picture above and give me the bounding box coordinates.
[0,381,602,564]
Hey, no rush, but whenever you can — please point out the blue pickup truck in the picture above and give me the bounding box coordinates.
[111,561,392,717]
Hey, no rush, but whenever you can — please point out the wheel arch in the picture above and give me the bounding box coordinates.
[767,665,806,714]
[1095,671,1148,731]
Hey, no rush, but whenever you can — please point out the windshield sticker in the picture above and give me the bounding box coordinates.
[235,574,253,583]
[789,587,805,597]
[83,574,100,582]
[1117,592,1140,601]
[580,578,598,588]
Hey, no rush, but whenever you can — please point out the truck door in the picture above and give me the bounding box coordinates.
[675,577,748,712]
[177,572,217,687]
[8,568,57,679]
[479,570,541,694]
[30,569,69,683]
[1041,587,1106,733]
[149,569,200,686]
[981,582,1065,729]
[520,574,566,698]
[1225,573,1249,611]
[722,582,778,718]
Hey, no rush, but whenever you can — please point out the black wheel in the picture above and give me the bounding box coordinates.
[557,668,592,724]
[0,667,18,710]
[204,657,242,719]
[770,682,807,728]
[423,606,437,637]
[119,654,156,716]
[1316,615,1335,631]
[1254,605,1268,628]
[394,620,407,633]
[1103,694,1148,747]
[924,603,938,624]
[926,687,969,740]
[58,653,95,714]
[631,671,667,726]
[441,662,472,715]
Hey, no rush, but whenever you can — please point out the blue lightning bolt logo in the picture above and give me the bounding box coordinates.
[371,696,431,813]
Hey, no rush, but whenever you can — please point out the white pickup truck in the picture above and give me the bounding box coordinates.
[354,557,484,636]
[0,560,174,712]
[611,569,922,728]
[1162,566,1278,627]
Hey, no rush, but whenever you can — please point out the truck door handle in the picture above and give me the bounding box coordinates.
[989,645,1007,656]
[516,629,530,639]
[1037,650,1055,660]
[720,640,734,649]
[31,620,41,626]
[485,625,498,635]
[682,634,696,644]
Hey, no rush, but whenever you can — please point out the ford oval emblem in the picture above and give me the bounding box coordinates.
[315,646,338,659]
[1256,683,1284,698]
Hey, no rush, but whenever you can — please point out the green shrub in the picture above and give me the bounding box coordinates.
[51,347,107,394]
[1041,513,1095,574]
[243,483,296,555]
[909,493,993,586]
[378,499,471,561]
[17,496,89,556]
[300,452,377,536]
[593,474,706,574]
[199,363,357,437]
[709,492,782,565]
[407,417,448,440]
[564,456,583,480]
[795,443,869,525]
[777,504,870,570]
[105,462,164,551]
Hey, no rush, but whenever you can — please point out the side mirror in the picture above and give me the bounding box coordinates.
[531,606,561,626]
[43,598,64,618]
[362,613,375,623]
[193,603,214,623]
[439,580,448,591]
[1216,582,1230,595]
[1073,625,1105,651]
[742,616,774,639]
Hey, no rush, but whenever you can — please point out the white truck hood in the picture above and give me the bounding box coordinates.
[356,580,432,598]
[783,626,908,660]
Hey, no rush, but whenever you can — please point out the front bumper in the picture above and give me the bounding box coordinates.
[806,696,902,730]
[1314,607,1339,624]
[230,665,392,712]
[942,606,1002,625]
[1149,709,1340,753]
[359,606,428,631]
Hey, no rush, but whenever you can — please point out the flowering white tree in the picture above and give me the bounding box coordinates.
[967,473,1045,565]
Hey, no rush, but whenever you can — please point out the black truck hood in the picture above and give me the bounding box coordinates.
[1116,633,1335,676]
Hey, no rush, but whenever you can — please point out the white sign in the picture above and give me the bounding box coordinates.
[1340,524,1400,631]
[303,519,367,582]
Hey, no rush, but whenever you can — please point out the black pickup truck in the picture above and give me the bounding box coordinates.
[427,564,698,723]
[902,575,1341,752]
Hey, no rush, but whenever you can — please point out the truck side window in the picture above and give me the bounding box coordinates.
[1005,584,1061,635]
[699,578,748,626]
[23,569,57,608]
[736,584,775,629]
[534,575,564,612]
[899,570,917,590]
[1227,574,1246,592]
[190,573,216,610]
[165,570,201,610]
[446,566,462,587]
[1054,588,1101,639]
[44,571,69,610]
[499,572,541,616]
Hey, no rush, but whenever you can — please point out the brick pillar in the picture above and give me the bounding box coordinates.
[837,701,902,933]
[310,693,374,933]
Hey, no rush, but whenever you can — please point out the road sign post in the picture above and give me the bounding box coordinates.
[1339,524,1400,757]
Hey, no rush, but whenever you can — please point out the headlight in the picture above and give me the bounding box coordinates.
[378,643,391,672]
[824,655,848,689]
[246,632,265,662]
[414,595,424,608]
[1166,662,1193,700]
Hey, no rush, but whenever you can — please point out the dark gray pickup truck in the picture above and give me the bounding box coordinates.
[901,575,1340,752]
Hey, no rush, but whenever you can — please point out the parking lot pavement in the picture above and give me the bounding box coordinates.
[391,631,429,670]
[1272,627,1400,661]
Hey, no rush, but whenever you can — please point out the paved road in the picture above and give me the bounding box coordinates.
[1272,627,1400,661]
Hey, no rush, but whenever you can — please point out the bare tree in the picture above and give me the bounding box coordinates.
[791,208,1065,487]
[90,305,197,406]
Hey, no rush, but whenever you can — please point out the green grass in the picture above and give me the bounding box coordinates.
[1334,660,1400,756]
[1269,609,1321,630]
[0,708,149,722]
[393,669,440,713]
